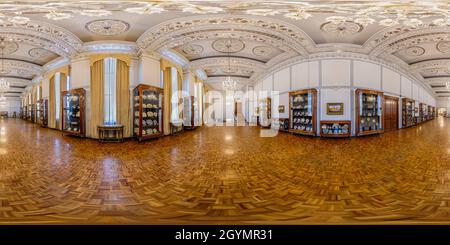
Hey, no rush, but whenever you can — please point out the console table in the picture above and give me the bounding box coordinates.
[97,124,124,142]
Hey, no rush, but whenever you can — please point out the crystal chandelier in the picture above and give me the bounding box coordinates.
[222,38,238,90]
[0,38,10,93]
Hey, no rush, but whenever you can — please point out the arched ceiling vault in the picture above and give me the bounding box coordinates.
[0,1,449,96]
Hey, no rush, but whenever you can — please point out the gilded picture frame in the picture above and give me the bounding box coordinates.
[327,103,344,115]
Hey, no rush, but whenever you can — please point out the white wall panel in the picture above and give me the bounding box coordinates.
[309,61,320,87]
[262,75,273,93]
[353,61,381,90]
[291,62,308,90]
[42,78,49,98]
[274,67,290,93]
[70,58,90,89]
[412,83,419,100]
[320,88,351,120]
[401,76,412,98]
[140,55,161,88]
[382,67,400,94]
[322,60,351,87]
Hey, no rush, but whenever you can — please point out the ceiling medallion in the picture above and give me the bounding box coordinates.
[436,41,450,54]
[28,48,54,59]
[181,44,204,55]
[0,41,18,55]
[252,46,273,57]
[320,21,363,35]
[85,19,130,36]
[405,46,425,56]
[212,39,244,53]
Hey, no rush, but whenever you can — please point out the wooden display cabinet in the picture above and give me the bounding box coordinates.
[40,99,48,127]
[402,98,415,127]
[289,89,317,136]
[133,84,164,141]
[29,104,35,122]
[183,96,198,130]
[258,97,271,128]
[355,89,384,136]
[320,121,351,137]
[61,88,86,137]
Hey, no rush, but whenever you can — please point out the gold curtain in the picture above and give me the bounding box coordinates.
[177,72,183,121]
[90,60,104,139]
[58,74,67,130]
[163,67,172,135]
[48,77,56,129]
[116,60,131,137]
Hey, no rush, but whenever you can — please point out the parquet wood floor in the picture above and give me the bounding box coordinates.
[0,118,450,224]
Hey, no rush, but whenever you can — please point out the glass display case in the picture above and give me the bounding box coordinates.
[320,121,351,137]
[271,118,289,132]
[61,88,86,137]
[29,104,35,122]
[289,89,317,136]
[355,89,384,136]
[40,99,48,127]
[421,103,428,122]
[183,96,199,130]
[133,84,164,141]
[258,97,271,128]
[429,106,435,120]
[36,101,41,124]
[402,98,415,128]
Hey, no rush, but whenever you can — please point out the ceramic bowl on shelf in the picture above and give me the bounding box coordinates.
[143,104,147,108]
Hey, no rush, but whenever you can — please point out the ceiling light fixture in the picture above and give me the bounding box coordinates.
[222,38,237,91]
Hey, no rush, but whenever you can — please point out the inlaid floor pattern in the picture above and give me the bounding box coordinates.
[1,118,450,224]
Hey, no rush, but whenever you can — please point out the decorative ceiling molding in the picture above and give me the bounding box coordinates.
[368,26,450,57]
[0,21,82,55]
[85,19,130,36]
[190,56,265,72]
[81,41,139,54]
[42,57,69,75]
[410,59,450,73]
[137,14,314,55]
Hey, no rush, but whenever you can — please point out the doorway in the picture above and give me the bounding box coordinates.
[384,96,399,131]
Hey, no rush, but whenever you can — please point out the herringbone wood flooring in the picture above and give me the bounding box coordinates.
[0,118,450,224]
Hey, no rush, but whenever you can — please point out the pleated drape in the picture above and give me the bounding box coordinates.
[116,60,131,137]
[90,60,104,139]
[48,77,56,129]
[163,67,172,135]
[58,74,67,130]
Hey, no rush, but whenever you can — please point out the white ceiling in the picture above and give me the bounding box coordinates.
[0,1,449,96]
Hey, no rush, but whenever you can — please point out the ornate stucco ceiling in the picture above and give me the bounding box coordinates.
[0,1,449,96]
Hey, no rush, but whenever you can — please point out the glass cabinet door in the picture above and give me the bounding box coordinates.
[63,93,81,133]
[291,92,313,133]
[359,92,382,133]
[141,89,163,137]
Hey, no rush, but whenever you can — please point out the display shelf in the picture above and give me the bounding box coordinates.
[402,98,415,128]
[29,104,35,122]
[320,121,351,137]
[271,118,289,132]
[61,88,86,137]
[39,99,48,128]
[258,97,271,128]
[356,89,384,136]
[289,89,317,136]
[183,96,199,130]
[133,84,164,141]
[36,100,41,124]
